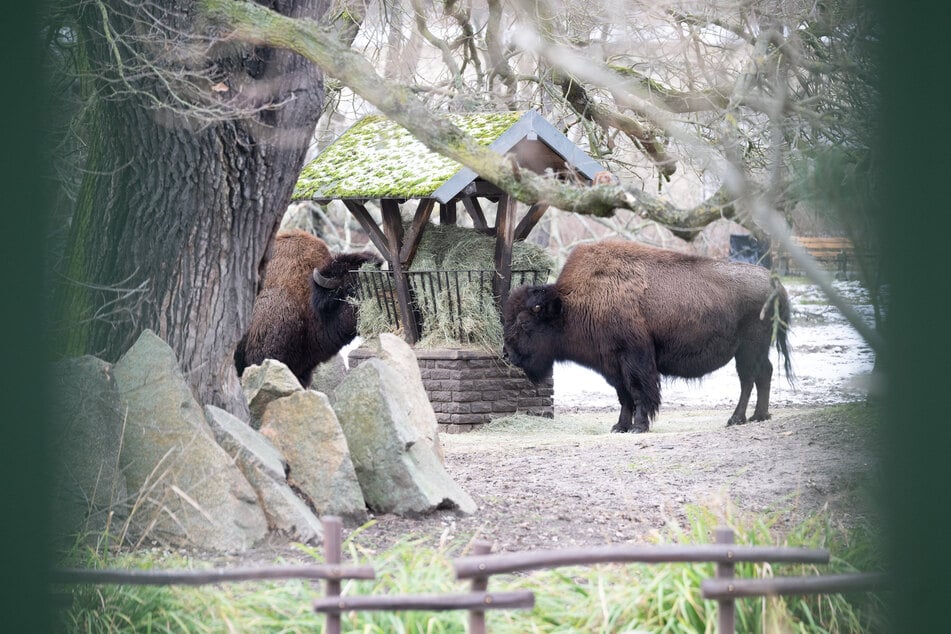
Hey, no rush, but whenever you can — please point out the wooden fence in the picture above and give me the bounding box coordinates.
[775,236,875,280]
[53,516,885,634]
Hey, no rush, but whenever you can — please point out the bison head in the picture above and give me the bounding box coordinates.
[311,251,381,341]
[501,284,563,383]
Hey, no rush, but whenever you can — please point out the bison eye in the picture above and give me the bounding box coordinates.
[531,304,541,314]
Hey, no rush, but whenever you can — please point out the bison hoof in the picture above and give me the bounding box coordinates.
[750,412,772,422]
[612,423,649,433]
[726,416,747,427]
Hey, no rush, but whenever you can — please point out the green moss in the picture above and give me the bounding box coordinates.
[294,111,525,200]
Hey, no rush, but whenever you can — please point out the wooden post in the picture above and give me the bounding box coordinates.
[462,197,490,232]
[323,516,343,634]
[715,527,736,634]
[513,202,550,241]
[468,540,493,634]
[381,199,420,343]
[493,194,516,310]
[439,201,457,225]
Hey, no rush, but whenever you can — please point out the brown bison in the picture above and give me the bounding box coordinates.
[502,240,792,432]
[234,229,380,386]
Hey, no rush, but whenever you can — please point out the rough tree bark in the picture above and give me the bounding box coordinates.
[54,0,326,418]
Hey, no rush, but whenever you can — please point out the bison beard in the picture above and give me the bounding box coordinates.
[502,240,792,433]
[234,229,380,387]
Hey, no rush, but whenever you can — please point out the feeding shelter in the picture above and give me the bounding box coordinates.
[293,110,606,430]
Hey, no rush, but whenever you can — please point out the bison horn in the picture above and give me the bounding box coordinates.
[313,268,343,289]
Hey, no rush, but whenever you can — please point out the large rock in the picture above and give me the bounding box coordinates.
[259,391,366,522]
[205,406,322,544]
[369,334,444,462]
[241,360,304,428]
[311,353,348,400]
[113,330,268,551]
[334,359,476,516]
[50,356,129,545]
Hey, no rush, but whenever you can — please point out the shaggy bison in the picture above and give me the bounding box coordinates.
[502,240,792,433]
[234,229,380,386]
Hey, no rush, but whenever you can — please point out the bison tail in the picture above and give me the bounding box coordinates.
[773,281,796,387]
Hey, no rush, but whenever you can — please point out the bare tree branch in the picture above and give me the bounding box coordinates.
[198,0,734,235]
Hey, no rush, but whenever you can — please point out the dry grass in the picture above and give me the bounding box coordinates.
[355,224,553,349]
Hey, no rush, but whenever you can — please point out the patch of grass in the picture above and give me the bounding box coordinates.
[476,413,605,435]
[57,506,885,633]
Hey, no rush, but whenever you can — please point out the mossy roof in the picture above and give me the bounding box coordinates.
[293,110,604,203]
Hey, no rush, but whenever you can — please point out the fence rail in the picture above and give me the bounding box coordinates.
[53,516,885,634]
[353,268,548,342]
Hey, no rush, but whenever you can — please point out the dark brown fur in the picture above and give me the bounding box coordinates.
[502,240,792,432]
[234,229,379,386]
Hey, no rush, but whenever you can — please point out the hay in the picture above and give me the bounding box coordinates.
[354,223,553,350]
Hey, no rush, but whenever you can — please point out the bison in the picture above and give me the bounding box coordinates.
[502,239,792,433]
[234,229,380,387]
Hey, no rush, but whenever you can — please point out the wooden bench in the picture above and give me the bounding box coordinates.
[777,236,858,278]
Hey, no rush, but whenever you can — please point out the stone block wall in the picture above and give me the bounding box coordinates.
[349,347,553,433]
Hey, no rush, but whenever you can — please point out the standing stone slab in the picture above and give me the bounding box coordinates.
[241,359,304,428]
[367,334,444,462]
[311,353,348,401]
[334,359,477,516]
[205,406,322,544]
[259,391,366,522]
[50,356,129,545]
[113,330,267,552]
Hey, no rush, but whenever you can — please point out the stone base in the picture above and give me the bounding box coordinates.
[349,346,553,433]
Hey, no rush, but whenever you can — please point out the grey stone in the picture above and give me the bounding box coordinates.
[205,406,322,544]
[241,359,304,428]
[259,391,366,522]
[204,404,286,481]
[334,359,476,517]
[310,353,348,400]
[113,330,268,551]
[50,356,129,545]
[367,334,444,462]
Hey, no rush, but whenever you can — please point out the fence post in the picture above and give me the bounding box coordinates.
[323,516,343,634]
[715,527,735,634]
[468,540,493,634]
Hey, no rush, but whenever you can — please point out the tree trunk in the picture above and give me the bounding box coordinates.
[54,0,326,419]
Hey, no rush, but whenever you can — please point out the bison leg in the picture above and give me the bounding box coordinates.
[611,388,634,433]
[727,350,757,426]
[750,358,773,422]
[727,383,753,426]
[609,351,657,433]
[729,344,774,426]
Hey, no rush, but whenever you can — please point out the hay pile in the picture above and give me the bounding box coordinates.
[355,223,553,351]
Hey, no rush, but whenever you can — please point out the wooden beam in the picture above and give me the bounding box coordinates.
[462,197,489,232]
[439,201,457,225]
[513,203,550,241]
[400,198,435,267]
[459,180,506,199]
[381,199,420,344]
[493,194,516,310]
[343,200,391,260]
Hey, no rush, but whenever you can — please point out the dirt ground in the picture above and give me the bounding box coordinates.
[242,401,881,561]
